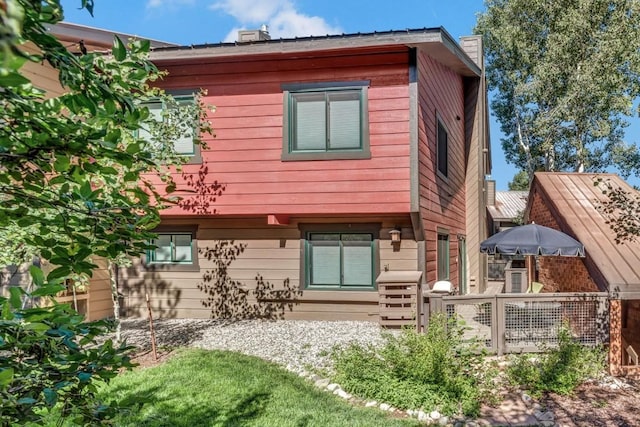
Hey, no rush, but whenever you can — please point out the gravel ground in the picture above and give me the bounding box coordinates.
[120,318,391,373]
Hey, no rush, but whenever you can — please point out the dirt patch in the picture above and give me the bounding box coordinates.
[543,378,640,427]
[129,348,177,369]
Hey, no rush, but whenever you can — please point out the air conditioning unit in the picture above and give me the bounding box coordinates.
[504,259,527,293]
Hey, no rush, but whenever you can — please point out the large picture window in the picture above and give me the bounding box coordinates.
[304,231,375,289]
[282,82,370,161]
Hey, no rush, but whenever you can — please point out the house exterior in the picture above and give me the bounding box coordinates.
[526,172,640,376]
[486,181,527,235]
[118,28,491,321]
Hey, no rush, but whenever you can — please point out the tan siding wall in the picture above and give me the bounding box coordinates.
[416,51,466,288]
[86,258,114,321]
[120,217,417,321]
[21,42,65,98]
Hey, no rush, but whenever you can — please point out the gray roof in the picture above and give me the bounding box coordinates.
[487,191,528,221]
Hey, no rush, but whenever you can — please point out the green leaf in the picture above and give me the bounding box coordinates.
[112,36,127,61]
[31,284,66,297]
[47,266,71,283]
[43,388,58,407]
[54,155,71,172]
[0,368,14,387]
[23,322,50,333]
[9,287,23,309]
[29,265,45,287]
[17,397,37,405]
[0,72,30,87]
[78,372,92,383]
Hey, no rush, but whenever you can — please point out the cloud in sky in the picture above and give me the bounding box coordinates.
[146,0,195,9]
[210,0,342,41]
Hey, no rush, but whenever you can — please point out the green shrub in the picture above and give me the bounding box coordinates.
[507,324,605,397]
[331,314,496,417]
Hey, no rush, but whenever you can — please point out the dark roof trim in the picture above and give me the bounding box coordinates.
[149,27,481,77]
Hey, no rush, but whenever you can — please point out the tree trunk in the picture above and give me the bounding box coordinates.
[108,259,121,344]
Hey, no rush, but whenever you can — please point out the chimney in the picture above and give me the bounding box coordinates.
[486,179,496,206]
[237,25,271,43]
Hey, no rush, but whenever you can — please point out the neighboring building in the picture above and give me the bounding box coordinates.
[2,23,174,321]
[526,172,640,376]
[486,180,527,235]
[118,27,492,321]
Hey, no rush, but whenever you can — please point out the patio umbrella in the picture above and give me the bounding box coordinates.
[480,223,585,257]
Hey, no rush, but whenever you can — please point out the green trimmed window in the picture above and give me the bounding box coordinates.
[437,233,450,280]
[149,233,194,264]
[139,94,197,157]
[282,82,370,160]
[305,232,374,289]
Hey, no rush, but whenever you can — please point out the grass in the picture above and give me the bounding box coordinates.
[44,349,420,427]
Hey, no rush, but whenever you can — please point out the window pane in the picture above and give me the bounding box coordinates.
[342,242,372,286]
[173,234,193,262]
[329,91,360,149]
[139,103,163,143]
[294,93,326,151]
[437,234,449,280]
[437,121,448,176]
[173,97,196,155]
[341,234,372,242]
[310,241,340,286]
[310,233,340,241]
[153,234,172,262]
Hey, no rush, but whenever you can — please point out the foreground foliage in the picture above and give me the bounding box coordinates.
[41,349,420,427]
[0,288,136,425]
[1,0,211,424]
[331,315,497,418]
[507,325,606,398]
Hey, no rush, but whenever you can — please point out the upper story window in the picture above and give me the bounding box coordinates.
[139,93,202,163]
[437,118,448,177]
[282,81,370,161]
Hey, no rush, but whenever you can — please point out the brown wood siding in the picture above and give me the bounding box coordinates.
[154,48,412,217]
[416,51,466,287]
[20,42,65,98]
[86,258,115,321]
[120,216,416,321]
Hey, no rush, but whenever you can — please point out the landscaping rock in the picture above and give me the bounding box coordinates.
[379,403,391,411]
[364,400,377,408]
[327,383,339,392]
[430,410,441,420]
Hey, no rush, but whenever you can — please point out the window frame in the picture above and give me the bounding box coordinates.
[144,225,199,272]
[282,81,371,161]
[140,90,202,164]
[299,223,380,290]
[437,231,450,281]
[436,116,449,178]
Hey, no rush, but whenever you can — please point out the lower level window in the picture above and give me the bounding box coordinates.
[306,232,373,289]
[149,233,193,264]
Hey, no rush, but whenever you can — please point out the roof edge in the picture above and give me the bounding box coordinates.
[149,27,481,77]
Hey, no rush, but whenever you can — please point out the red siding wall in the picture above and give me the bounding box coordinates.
[416,51,466,286]
[528,188,599,292]
[155,47,412,216]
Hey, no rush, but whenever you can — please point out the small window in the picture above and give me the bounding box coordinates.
[437,119,448,177]
[437,233,450,280]
[149,233,194,264]
[282,82,370,161]
[305,232,374,289]
[139,94,201,162]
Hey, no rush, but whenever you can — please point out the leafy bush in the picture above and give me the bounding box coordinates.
[0,270,137,426]
[507,324,605,397]
[331,314,497,417]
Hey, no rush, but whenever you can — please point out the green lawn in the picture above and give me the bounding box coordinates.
[60,349,420,427]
